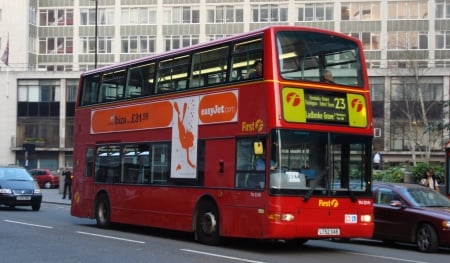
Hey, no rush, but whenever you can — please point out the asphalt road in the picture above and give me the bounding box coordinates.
[1,200,449,263]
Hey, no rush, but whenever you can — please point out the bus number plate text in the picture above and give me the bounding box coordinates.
[318,228,340,236]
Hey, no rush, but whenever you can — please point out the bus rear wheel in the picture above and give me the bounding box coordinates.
[95,194,111,228]
[196,201,220,245]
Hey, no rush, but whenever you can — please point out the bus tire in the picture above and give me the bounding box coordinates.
[95,194,111,228]
[416,223,438,252]
[196,201,220,245]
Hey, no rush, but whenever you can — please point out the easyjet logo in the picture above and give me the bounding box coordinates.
[199,91,238,124]
[318,199,339,208]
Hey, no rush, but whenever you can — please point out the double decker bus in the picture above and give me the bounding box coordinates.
[71,26,374,245]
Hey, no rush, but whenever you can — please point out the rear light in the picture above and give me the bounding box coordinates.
[442,221,450,229]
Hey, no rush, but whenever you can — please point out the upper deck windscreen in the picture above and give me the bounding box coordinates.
[277,31,364,87]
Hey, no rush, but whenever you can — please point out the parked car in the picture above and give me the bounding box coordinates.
[0,165,42,211]
[373,182,450,252]
[29,169,59,189]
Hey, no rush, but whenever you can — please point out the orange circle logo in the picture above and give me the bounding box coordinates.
[286,92,301,107]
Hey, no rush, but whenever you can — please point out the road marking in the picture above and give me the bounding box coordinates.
[345,252,428,263]
[76,231,146,244]
[181,249,267,263]
[4,219,53,229]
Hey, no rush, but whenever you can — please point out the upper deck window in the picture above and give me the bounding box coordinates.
[277,31,364,87]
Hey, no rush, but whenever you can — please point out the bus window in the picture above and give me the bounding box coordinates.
[191,46,229,88]
[126,62,156,98]
[230,38,263,81]
[81,74,101,106]
[235,138,266,189]
[99,69,127,102]
[150,143,170,184]
[156,55,189,93]
[95,145,121,183]
[277,31,363,87]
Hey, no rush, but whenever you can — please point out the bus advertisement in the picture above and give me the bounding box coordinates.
[71,26,374,245]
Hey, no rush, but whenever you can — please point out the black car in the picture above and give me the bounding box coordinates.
[0,165,42,211]
[373,182,450,252]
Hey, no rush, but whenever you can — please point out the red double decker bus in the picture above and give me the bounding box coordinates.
[71,26,374,245]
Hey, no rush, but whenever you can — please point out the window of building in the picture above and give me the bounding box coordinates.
[388,0,428,20]
[436,0,450,19]
[80,8,114,25]
[206,5,244,23]
[347,32,380,50]
[388,31,428,50]
[436,31,450,49]
[298,2,334,21]
[369,77,384,101]
[163,6,199,24]
[39,37,73,54]
[163,35,199,51]
[121,7,157,24]
[252,4,288,22]
[206,34,232,41]
[39,9,74,26]
[80,36,112,54]
[18,80,60,102]
[341,2,380,20]
[121,36,156,53]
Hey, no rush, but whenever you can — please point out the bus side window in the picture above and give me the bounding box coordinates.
[191,45,228,88]
[230,37,263,82]
[81,75,100,105]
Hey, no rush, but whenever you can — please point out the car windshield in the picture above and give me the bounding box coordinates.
[407,187,450,207]
[0,167,33,181]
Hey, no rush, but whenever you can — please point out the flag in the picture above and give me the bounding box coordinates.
[1,39,9,66]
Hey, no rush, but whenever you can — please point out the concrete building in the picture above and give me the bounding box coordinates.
[0,0,449,169]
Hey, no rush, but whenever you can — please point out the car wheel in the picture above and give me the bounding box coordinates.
[195,200,220,245]
[416,223,439,252]
[95,194,111,228]
[32,202,41,211]
[44,181,52,189]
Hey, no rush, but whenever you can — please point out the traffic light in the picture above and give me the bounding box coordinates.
[23,143,36,154]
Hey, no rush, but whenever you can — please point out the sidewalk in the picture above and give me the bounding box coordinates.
[41,188,71,205]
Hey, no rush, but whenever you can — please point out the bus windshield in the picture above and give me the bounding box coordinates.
[277,31,363,87]
[269,130,371,194]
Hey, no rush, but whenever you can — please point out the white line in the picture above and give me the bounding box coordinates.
[345,251,429,263]
[76,231,146,244]
[181,249,267,263]
[4,219,53,229]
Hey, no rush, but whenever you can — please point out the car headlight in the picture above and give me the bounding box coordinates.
[442,221,450,229]
[34,189,41,194]
[0,188,12,194]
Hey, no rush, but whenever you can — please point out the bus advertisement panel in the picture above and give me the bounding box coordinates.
[71,26,373,245]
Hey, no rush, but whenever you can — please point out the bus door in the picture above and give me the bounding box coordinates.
[72,147,96,217]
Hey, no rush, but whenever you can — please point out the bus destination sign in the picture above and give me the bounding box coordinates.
[282,87,367,128]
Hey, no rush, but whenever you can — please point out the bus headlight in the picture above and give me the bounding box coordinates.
[360,214,372,223]
[267,213,295,222]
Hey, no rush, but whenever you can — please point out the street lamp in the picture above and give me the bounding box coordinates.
[94,0,98,68]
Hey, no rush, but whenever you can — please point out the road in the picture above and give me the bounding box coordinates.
[0,202,449,263]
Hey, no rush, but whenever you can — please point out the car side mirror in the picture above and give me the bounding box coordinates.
[389,200,403,207]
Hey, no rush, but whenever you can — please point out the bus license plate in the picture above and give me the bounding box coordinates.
[318,228,340,236]
[17,196,31,201]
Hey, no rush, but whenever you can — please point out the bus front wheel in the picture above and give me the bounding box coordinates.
[196,201,220,245]
[95,194,111,228]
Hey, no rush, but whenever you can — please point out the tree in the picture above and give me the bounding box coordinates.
[389,61,443,165]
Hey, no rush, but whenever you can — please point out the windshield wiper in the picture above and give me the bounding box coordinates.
[303,169,327,202]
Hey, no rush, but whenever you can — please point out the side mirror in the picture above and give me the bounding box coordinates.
[389,200,403,207]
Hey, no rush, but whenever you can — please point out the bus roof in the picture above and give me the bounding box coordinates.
[80,25,358,77]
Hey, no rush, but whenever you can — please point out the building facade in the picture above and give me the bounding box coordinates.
[0,0,449,169]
